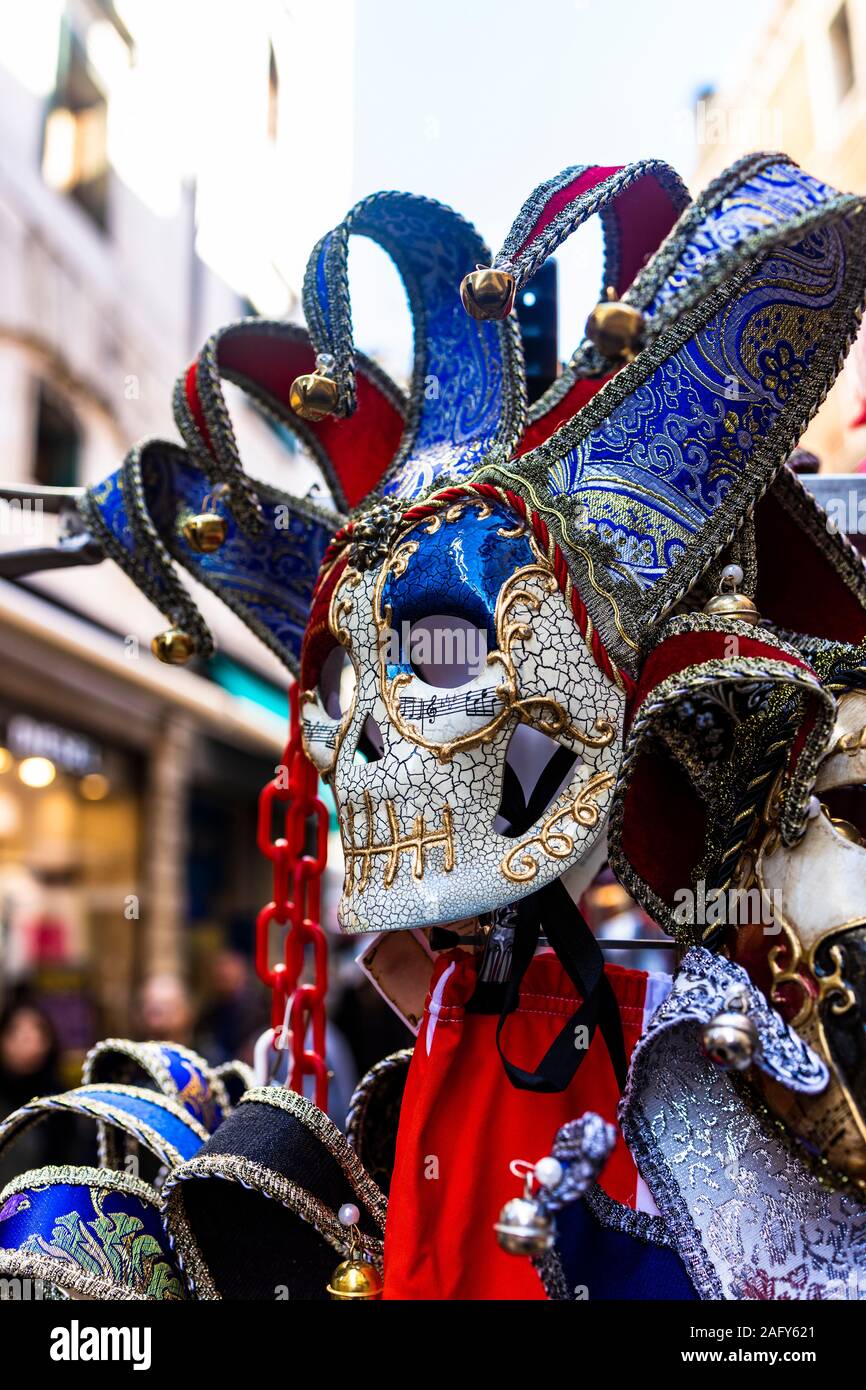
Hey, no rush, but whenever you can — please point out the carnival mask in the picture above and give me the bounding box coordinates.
[751,690,866,1180]
[295,156,866,934]
[48,157,866,946]
[300,495,625,931]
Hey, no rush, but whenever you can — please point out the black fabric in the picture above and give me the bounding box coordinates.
[349,1056,411,1195]
[470,880,627,1095]
[498,746,580,836]
[175,1098,381,1300]
[182,1174,337,1300]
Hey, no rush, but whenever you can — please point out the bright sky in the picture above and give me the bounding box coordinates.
[0,0,780,375]
[346,0,779,376]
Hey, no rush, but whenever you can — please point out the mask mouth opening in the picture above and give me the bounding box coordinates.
[820,784,866,847]
[493,722,582,837]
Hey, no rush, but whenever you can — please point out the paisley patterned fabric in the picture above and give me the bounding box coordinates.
[303,193,524,502]
[546,224,845,589]
[84,441,335,673]
[644,160,843,317]
[478,156,866,666]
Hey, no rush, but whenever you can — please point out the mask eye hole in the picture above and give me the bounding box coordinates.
[820,785,866,846]
[318,647,357,719]
[407,614,487,689]
[493,723,582,837]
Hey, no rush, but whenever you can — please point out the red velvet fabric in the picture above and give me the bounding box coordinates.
[184,329,405,510]
[516,168,682,454]
[382,951,649,1301]
[621,628,822,914]
[516,373,614,455]
[755,486,866,644]
[621,746,707,908]
[216,329,405,509]
[517,167,618,254]
[185,361,214,453]
[627,630,813,734]
[299,554,347,691]
[610,173,683,293]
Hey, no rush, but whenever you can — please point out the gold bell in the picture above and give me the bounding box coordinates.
[701,995,759,1073]
[289,368,339,422]
[327,1202,383,1299]
[494,1195,553,1256]
[151,628,195,665]
[585,287,645,362]
[460,266,517,321]
[183,510,227,555]
[326,1255,384,1300]
[703,562,760,625]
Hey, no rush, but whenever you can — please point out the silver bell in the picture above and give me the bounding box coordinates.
[494,1196,553,1256]
[701,1009,759,1072]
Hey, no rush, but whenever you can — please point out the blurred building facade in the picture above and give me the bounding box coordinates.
[690,0,866,471]
[0,0,354,1069]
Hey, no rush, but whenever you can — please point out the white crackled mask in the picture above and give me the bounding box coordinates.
[742,690,866,1180]
[300,496,626,933]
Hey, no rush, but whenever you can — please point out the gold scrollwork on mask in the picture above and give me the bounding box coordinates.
[329,564,363,649]
[754,825,858,1028]
[833,724,866,757]
[500,769,616,883]
[374,549,616,763]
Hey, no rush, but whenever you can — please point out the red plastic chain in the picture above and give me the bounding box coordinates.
[255,683,329,1109]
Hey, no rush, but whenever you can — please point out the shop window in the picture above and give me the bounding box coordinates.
[33,383,81,489]
[41,25,109,230]
[830,3,856,103]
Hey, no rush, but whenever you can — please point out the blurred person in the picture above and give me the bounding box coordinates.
[136,974,195,1046]
[0,995,61,1113]
[0,993,81,1186]
[330,938,414,1079]
[196,948,267,1066]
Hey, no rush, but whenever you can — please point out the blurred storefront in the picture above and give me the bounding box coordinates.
[0,577,287,1083]
[0,0,358,1077]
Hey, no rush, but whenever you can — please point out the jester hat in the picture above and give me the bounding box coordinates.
[54,154,866,935]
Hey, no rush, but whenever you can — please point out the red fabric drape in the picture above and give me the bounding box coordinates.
[383,950,649,1301]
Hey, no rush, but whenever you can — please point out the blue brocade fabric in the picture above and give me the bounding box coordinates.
[157,1046,224,1130]
[0,1180,184,1299]
[88,447,334,672]
[309,195,515,503]
[77,1087,205,1162]
[539,169,851,591]
[645,161,841,317]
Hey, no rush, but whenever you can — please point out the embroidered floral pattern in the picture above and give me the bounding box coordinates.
[20,1188,183,1301]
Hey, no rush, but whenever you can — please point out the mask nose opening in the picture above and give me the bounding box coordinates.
[354,714,385,763]
[493,722,582,837]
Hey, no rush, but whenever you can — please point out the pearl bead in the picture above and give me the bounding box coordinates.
[721,563,744,588]
[808,795,821,819]
[534,1156,564,1188]
[338,1203,360,1227]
